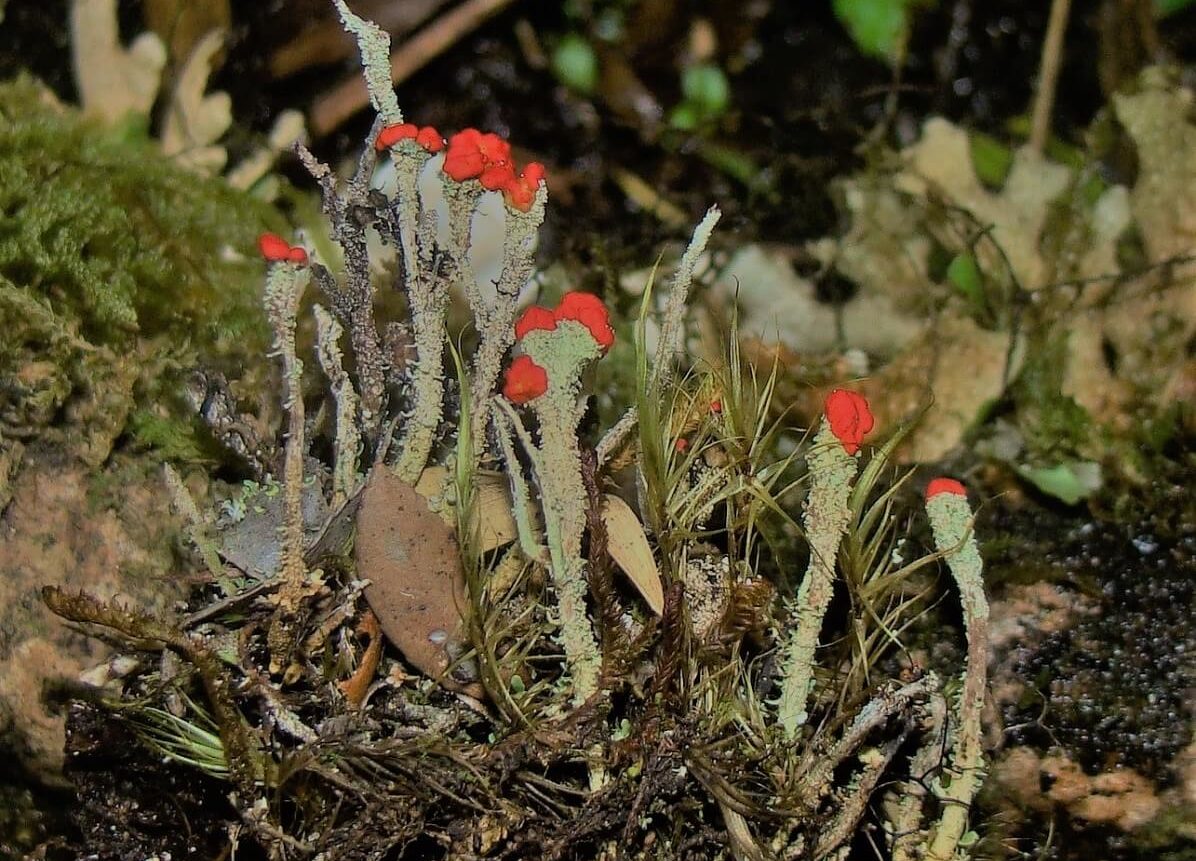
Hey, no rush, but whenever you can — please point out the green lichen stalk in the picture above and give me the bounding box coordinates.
[261,260,314,673]
[776,421,859,736]
[924,486,989,861]
[390,145,448,483]
[518,321,607,706]
[469,190,547,455]
[313,305,361,507]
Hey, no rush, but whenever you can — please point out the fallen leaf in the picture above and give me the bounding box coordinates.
[355,468,479,694]
[415,466,518,552]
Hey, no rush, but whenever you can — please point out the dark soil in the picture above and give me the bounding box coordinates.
[52,703,234,860]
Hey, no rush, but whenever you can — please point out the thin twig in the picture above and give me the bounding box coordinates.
[311,0,521,136]
[1029,0,1072,154]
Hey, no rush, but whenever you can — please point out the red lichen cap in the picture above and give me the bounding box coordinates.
[710,399,723,414]
[555,292,615,353]
[258,232,292,262]
[443,128,513,183]
[824,388,874,455]
[415,126,444,153]
[502,355,549,404]
[479,162,517,191]
[286,245,308,265]
[925,477,967,501]
[514,305,557,339]
[444,129,486,180]
[502,162,546,212]
[674,438,689,452]
[375,123,418,151]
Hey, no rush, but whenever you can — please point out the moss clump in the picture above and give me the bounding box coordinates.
[0,75,283,462]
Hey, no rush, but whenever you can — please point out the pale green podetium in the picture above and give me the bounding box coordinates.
[923,487,989,861]
[776,420,860,736]
[515,320,605,709]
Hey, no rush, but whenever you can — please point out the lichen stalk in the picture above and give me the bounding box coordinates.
[443,180,485,317]
[261,261,315,673]
[332,0,401,124]
[296,144,388,427]
[313,304,361,508]
[890,691,949,861]
[776,421,859,736]
[470,188,547,455]
[389,146,448,483]
[652,205,720,390]
[517,322,606,706]
[923,489,989,861]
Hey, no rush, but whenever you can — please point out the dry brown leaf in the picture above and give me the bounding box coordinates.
[415,466,518,552]
[160,29,232,173]
[601,494,664,615]
[336,609,382,708]
[416,468,661,612]
[355,469,478,694]
[71,0,166,123]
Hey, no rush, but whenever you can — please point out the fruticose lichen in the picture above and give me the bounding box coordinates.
[41,6,994,859]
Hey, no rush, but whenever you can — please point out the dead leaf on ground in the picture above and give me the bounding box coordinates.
[415,466,518,552]
[355,468,478,694]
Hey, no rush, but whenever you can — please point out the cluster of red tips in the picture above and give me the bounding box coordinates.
[513,292,615,354]
[503,162,547,212]
[375,123,445,154]
[824,388,874,456]
[257,233,308,265]
[443,127,546,212]
[502,354,548,404]
[925,477,967,501]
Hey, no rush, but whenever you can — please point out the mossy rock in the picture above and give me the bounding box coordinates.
[0,75,288,824]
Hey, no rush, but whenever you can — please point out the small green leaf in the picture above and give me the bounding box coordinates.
[680,63,730,119]
[833,0,913,62]
[946,252,984,306]
[551,33,598,95]
[509,674,525,694]
[1016,461,1102,505]
[668,102,699,131]
[969,131,1013,188]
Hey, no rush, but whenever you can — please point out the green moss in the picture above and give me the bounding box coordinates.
[0,75,287,463]
[0,75,278,349]
[1010,334,1093,464]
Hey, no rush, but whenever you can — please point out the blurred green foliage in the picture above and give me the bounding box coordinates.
[551,33,598,95]
[833,0,934,63]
